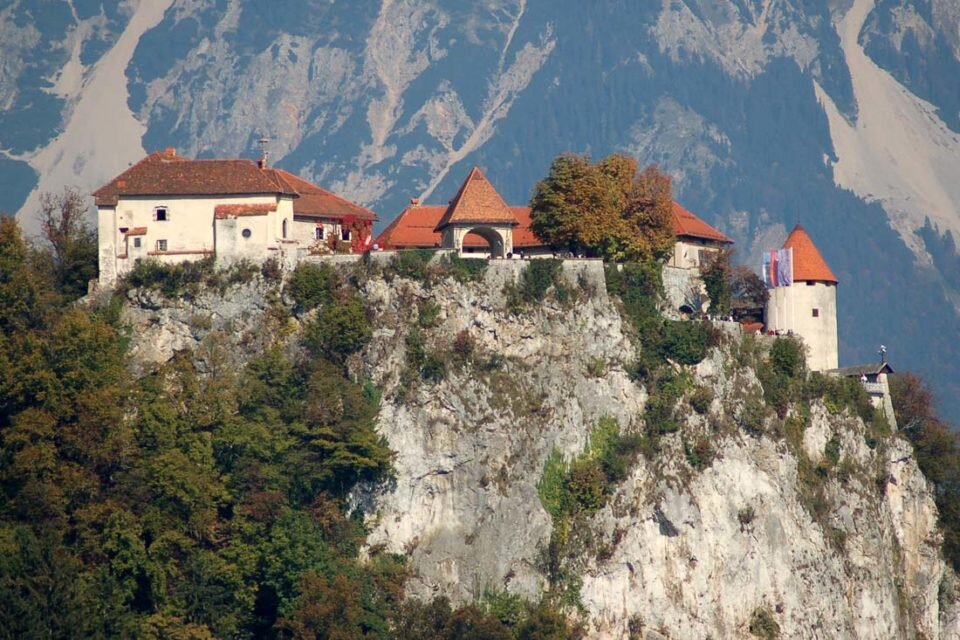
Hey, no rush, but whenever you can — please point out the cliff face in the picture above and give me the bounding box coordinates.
[120,262,960,639]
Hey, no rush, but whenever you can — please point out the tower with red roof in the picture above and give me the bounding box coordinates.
[432,167,518,258]
[765,225,839,371]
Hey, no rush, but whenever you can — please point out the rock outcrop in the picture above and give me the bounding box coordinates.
[119,263,960,639]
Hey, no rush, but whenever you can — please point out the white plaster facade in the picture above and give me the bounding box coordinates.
[766,281,839,371]
[668,238,723,269]
[95,151,375,286]
[97,194,325,284]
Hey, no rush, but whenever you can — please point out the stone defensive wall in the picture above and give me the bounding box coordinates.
[300,250,610,297]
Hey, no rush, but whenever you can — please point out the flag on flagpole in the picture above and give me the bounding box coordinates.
[776,247,792,286]
[763,248,794,288]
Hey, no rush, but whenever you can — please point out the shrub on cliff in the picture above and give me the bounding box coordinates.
[891,372,960,571]
[505,259,569,312]
[303,292,372,363]
[289,262,337,311]
[387,249,437,281]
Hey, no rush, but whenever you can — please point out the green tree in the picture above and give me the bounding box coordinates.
[701,249,731,315]
[290,263,337,312]
[304,293,372,363]
[0,217,43,332]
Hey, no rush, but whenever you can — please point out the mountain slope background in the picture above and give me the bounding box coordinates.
[3,0,960,418]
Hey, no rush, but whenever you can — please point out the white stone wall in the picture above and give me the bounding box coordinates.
[670,239,722,269]
[290,215,340,248]
[96,194,317,284]
[97,205,118,285]
[662,265,706,319]
[215,215,274,266]
[766,282,838,371]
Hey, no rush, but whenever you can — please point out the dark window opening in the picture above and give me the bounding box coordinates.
[156,239,167,252]
[155,208,168,221]
[812,308,820,317]
[807,281,815,286]
[341,227,351,241]
[133,237,141,248]
[242,228,252,239]
[315,226,325,240]
[282,219,288,239]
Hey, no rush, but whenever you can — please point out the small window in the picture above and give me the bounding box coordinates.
[807,281,815,286]
[156,239,167,252]
[133,237,141,248]
[155,207,168,221]
[341,227,351,241]
[315,226,325,240]
[242,228,252,239]
[282,219,288,239]
[812,308,820,318]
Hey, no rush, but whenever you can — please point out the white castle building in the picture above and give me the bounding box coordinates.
[94,148,376,285]
[765,225,839,371]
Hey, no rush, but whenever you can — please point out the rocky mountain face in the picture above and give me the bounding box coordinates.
[117,261,960,638]
[4,0,960,417]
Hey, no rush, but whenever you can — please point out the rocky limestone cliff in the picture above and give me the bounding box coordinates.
[116,261,960,639]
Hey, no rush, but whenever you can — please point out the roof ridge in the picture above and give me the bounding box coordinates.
[435,167,517,230]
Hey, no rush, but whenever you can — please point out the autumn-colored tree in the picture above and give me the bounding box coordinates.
[729,264,768,322]
[38,187,98,301]
[890,373,960,569]
[699,249,768,321]
[530,153,674,262]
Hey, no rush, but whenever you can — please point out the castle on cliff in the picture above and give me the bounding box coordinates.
[94,149,889,402]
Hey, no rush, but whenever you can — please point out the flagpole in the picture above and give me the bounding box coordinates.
[788,247,794,337]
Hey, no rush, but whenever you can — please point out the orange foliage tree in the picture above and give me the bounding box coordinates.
[530,153,674,262]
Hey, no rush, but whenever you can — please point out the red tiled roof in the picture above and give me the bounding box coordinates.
[94,149,374,222]
[271,169,376,221]
[378,171,733,253]
[376,204,539,249]
[93,149,293,206]
[782,224,838,283]
[435,167,519,229]
[214,203,277,219]
[510,206,540,247]
[378,199,733,253]
[671,202,733,243]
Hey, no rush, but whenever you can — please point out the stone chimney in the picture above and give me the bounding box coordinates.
[163,147,176,157]
[410,197,420,206]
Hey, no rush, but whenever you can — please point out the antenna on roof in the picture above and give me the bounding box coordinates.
[256,135,271,168]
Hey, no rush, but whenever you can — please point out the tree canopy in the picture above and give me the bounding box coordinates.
[0,219,580,638]
[529,154,674,262]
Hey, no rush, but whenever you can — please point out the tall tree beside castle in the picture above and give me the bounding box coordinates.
[529,154,674,262]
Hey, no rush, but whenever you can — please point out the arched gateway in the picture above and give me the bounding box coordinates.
[434,167,517,258]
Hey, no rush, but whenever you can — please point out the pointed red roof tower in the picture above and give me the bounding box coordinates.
[434,167,519,231]
[782,224,838,283]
